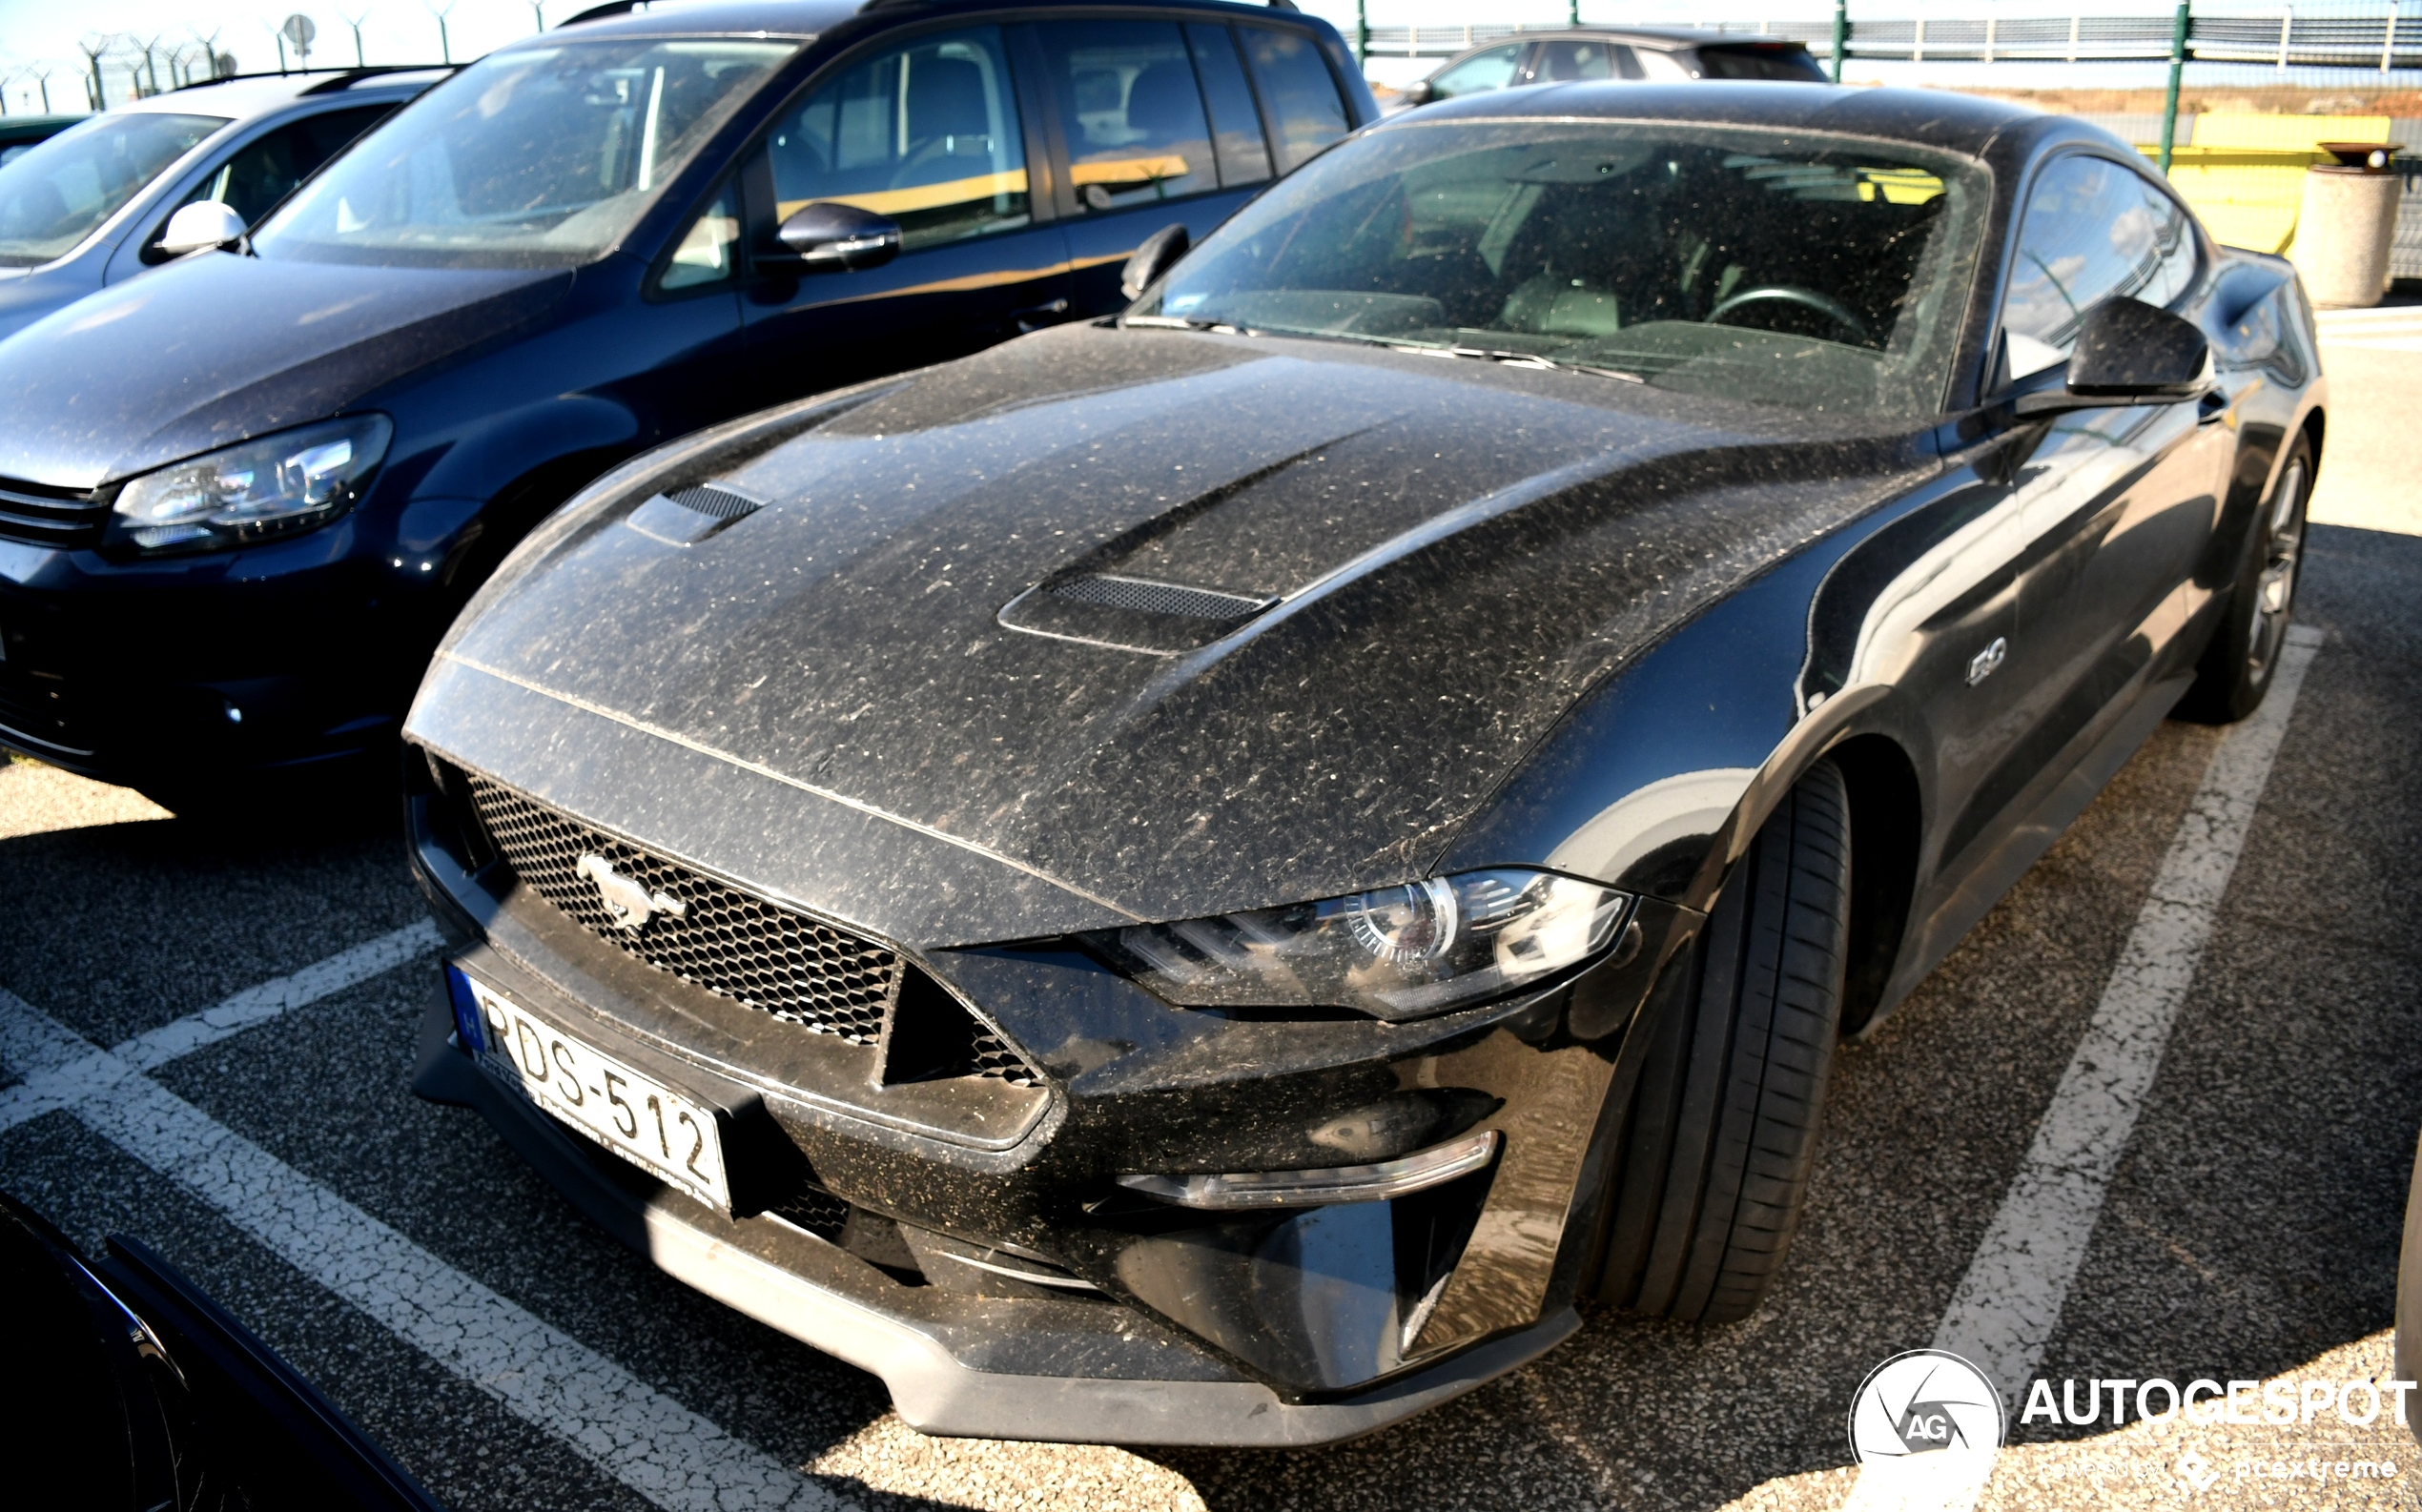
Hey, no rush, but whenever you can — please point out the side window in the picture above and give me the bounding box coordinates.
[1184,23,1271,188]
[1037,21,1215,209]
[2000,153,2199,379]
[157,103,394,255]
[1241,27,1350,173]
[658,181,739,292]
[1427,44,1522,100]
[1532,40,1643,82]
[759,26,1029,253]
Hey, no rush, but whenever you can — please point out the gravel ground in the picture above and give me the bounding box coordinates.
[3,341,2417,1512]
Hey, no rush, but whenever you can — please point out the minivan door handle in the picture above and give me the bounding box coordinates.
[1012,297,1072,333]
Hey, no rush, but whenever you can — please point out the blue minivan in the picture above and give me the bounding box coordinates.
[0,0,1373,808]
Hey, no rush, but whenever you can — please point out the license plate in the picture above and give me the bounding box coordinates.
[459,971,731,1212]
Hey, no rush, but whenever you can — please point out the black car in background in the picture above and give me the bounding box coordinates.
[0,0,1373,810]
[0,1192,441,1511]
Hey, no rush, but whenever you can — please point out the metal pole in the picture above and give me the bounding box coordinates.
[1569,0,1580,26]
[1831,0,1848,82]
[1355,0,1367,63]
[2159,1,2188,174]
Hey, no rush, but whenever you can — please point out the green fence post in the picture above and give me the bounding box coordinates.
[2160,1,2189,174]
[1831,0,1848,83]
[1356,0,1368,64]
[1570,0,1581,25]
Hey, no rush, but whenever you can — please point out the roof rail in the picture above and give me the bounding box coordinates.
[297,65,456,94]
[560,0,644,24]
[859,0,1297,10]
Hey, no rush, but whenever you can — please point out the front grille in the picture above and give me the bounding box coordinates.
[0,670,88,756]
[464,775,901,1044]
[0,478,110,550]
[970,1024,1038,1087]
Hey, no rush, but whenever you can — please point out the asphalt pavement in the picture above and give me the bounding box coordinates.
[3,305,2419,1511]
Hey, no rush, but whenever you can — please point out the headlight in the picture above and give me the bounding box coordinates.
[109,415,394,554]
[1089,868,1632,1021]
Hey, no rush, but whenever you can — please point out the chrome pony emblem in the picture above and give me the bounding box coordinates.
[575,853,688,932]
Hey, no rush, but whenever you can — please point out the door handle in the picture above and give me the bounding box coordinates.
[1012,297,1071,333]
[2197,390,2230,424]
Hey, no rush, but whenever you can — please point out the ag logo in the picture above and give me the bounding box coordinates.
[1847,1349,2005,1465]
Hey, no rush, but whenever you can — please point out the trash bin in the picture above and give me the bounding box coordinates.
[2290,142,2404,309]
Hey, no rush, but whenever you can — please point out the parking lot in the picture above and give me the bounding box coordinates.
[4,301,2420,1510]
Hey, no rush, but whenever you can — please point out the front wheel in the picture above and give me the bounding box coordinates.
[2177,435,2311,724]
[1593,760,1852,1324]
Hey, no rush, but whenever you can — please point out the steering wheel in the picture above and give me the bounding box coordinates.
[1705,285,1871,344]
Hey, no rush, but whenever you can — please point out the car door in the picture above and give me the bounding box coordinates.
[1939,152,2227,867]
[736,21,1074,404]
[1033,16,1288,316]
[106,102,399,280]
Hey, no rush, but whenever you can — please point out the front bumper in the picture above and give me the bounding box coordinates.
[411,992,1579,1446]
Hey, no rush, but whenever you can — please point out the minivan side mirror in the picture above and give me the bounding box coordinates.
[1119,223,1190,301]
[772,202,901,273]
[1399,79,1436,108]
[157,200,248,256]
[2011,297,2213,417]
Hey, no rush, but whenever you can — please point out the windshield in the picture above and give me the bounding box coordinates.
[1139,120,1987,416]
[0,112,225,267]
[255,38,794,267]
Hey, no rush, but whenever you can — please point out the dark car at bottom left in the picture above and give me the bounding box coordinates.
[0,0,1374,813]
[0,1192,441,1512]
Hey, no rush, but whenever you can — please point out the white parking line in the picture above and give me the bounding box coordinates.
[0,983,842,1512]
[1848,623,2323,1510]
[0,920,441,1134]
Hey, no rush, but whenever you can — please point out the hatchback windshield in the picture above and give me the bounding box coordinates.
[1139,120,1986,416]
[0,112,225,267]
[255,38,794,267]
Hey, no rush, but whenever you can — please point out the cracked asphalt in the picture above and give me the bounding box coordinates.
[4,321,2419,1509]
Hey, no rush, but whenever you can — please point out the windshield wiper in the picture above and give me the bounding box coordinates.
[1119,314,1262,336]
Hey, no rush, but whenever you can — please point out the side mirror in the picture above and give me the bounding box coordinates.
[1119,223,1190,301]
[157,200,248,256]
[2011,297,2212,417]
[1399,79,1436,108]
[772,202,901,273]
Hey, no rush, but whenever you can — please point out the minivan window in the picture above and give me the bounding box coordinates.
[763,26,1028,252]
[1184,24,1271,187]
[1533,40,1644,82]
[1696,45,1828,82]
[1039,20,1214,209]
[0,112,224,267]
[1241,28,1349,173]
[153,104,396,260]
[2000,153,2198,378]
[254,38,793,268]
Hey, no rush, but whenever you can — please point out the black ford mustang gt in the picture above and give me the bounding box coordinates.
[400,82,2323,1445]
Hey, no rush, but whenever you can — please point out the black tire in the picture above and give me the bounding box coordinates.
[2176,434,2312,725]
[1595,760,1852,1324]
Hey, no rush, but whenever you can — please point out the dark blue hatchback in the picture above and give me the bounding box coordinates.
[0,0,1372,806]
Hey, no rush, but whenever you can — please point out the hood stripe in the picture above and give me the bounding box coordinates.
[438,651,1142,922]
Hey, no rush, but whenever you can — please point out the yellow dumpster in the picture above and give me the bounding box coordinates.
[2138,114,2392,254]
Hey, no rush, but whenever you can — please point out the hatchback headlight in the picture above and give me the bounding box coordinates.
[110,415,394,554]
[1088,868,1632,1021]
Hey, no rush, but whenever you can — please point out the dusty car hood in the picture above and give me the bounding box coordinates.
[430,324,1937,931]
[0,253,570,489]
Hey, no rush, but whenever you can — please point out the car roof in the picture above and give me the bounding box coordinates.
[1395,79,2056,161]
[548,0,1310,41]
[119,69,447,122]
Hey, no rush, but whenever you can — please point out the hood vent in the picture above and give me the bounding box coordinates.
[626,481,765,546]
[1000,573,1280,655]
[1048,574,1275,621]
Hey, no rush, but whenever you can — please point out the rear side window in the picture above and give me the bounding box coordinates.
[1427,43,1521,101]
[762,25,1030,252]
[1999,153,2198,378]
[1037,20,1215,208]
[1695,45,1827,82]
[1532,40,1644,82]
[169,104,395,237]
[1241,27,1349,173]
[1184,23,1271,187]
